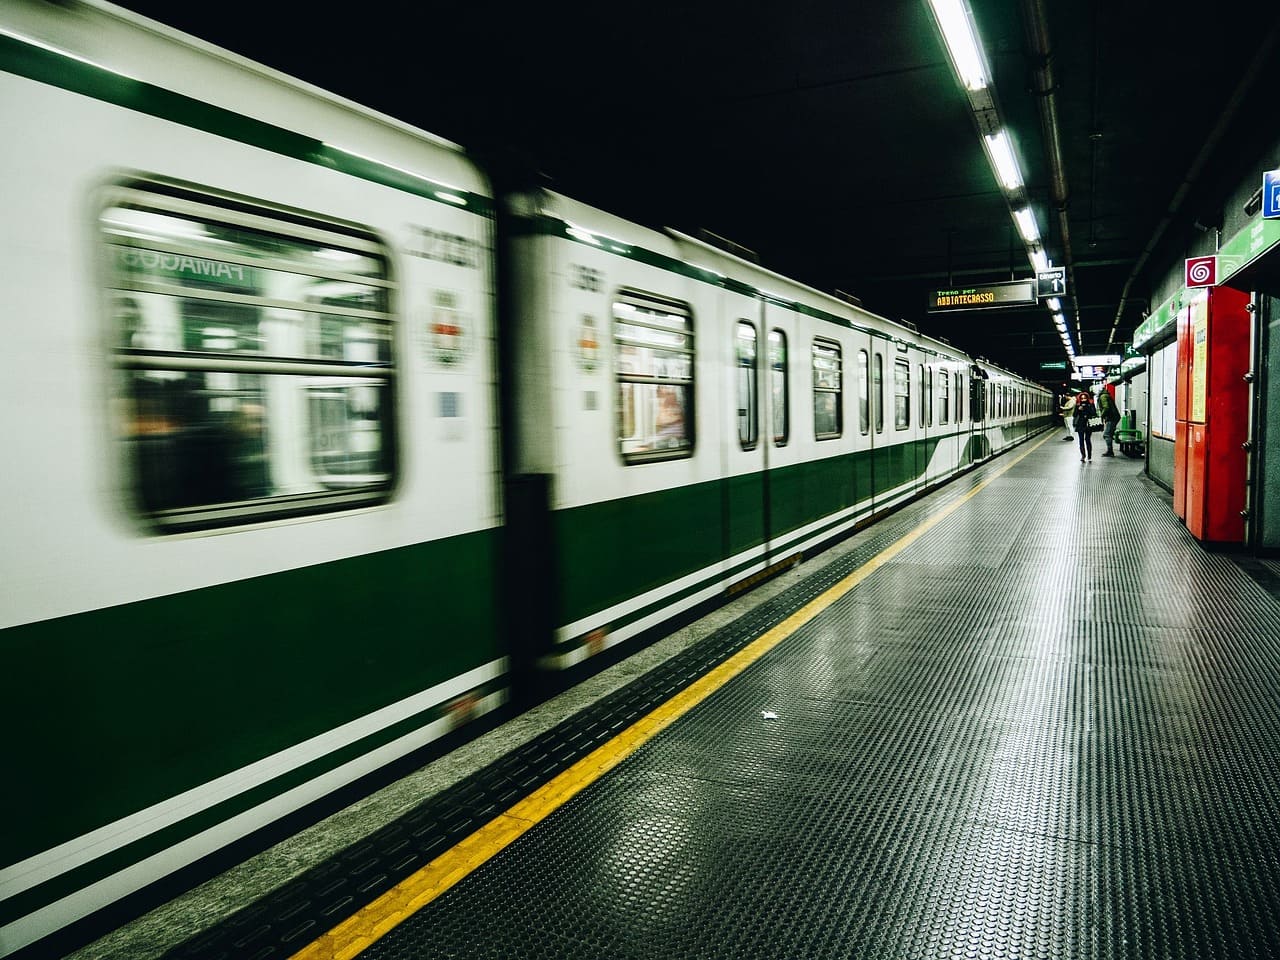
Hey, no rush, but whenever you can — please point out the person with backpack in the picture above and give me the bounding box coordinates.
[1098,388,1122,456]
[1072,391,1096,462]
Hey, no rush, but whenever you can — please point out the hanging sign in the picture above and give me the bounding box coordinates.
[927,280,1035,312]
[1036,268,1066,298]
[1264,169,1280,219]
[1185,256,1217,288]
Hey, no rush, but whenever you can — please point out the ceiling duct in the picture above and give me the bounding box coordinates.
[1019,0,1080,345]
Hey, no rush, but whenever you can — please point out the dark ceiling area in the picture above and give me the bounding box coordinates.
[115,0,1280,383]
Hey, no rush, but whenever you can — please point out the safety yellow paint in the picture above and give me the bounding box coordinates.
[291,431,1055,960]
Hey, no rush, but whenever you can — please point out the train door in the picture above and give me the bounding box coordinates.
[969,366,989,462]
[869,339,890,510]
[725,293,770,580]
[760,300,798,565]
[914,351,929,493]
[927,361,949,488]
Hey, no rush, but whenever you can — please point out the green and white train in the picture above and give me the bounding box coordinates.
[0,1,1052,953]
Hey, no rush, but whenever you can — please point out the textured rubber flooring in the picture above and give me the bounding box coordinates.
[357,442,1280,960]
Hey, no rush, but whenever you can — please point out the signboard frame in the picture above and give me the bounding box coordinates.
[1264,168,1280,220]
[1185,256,1217,288]
[927,279,1036,313]
[1036,268,1066,298]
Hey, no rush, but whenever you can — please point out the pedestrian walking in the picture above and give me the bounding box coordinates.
[1098,388,1121,456]
[1073,391,1096,462]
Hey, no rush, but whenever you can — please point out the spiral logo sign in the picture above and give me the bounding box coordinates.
[1185,256,1216,287]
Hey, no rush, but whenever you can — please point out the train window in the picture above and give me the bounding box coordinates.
[736,322,759,449]
[894,359,910,430]
[812,339,842,439]
[955,372,963,423]
[939,368,949,424]
[615,291,695,463]
[769,329,789,446]
[103,182,395,532]
[873,352,884,434]
[858,350,869,435]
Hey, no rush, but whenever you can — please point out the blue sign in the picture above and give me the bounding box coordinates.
[1265,169,1280,219]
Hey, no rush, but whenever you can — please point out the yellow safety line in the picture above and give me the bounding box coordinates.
[291,432,1054,960]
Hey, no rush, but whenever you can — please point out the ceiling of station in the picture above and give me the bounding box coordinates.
[115,0,1280,382]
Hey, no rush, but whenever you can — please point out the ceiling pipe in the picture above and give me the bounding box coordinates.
[1103,19,1280,350]
[1019,0,1080,347]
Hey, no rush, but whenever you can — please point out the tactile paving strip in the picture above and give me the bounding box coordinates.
[356,445,1280,960]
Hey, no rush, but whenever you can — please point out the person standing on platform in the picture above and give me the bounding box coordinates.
[1058,391,1076,442]
[1098,388,1121,456]
[1073,391,1096,462]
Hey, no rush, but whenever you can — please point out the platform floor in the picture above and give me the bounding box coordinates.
[73,432,1280,960]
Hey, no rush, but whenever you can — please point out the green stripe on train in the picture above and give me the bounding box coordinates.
[0,33,493,214]
[553,437,941,629]
[0,528,500,873]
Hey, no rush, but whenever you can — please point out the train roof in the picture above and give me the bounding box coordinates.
[1,0,491,204]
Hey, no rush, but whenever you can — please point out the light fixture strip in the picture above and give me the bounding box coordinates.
[984,131,1022,191]
[1013,208,1039,243]
[928,2,1074,364]
[928,0,988,91]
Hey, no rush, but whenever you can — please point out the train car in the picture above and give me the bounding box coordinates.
[0,3,506,953]
[0,2,1053,953]
[503,191,1052,669]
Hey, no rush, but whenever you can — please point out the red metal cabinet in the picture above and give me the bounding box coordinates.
[1173,303,1193,520]
[1175,286,1250,543]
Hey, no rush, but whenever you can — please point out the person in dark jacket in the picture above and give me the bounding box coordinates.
[1098,388,1122,456]
[1072,391,1096,462]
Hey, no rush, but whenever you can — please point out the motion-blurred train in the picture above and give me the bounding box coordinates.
[0,1,1053,952]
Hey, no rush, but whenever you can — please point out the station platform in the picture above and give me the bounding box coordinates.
[68,431,1280,960]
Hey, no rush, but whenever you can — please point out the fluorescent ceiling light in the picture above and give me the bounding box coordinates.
[1013,208,1039,243]
[929,0,988,91]
[1046,297,1061,311]
[985,130,1022,191]
[1030,248,1049,274]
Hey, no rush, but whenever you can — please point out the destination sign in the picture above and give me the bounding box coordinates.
[1039,361,1067,371]
[928,279,1036,312]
